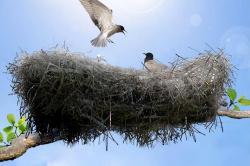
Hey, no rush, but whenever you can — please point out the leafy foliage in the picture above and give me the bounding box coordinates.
[226,88,237,101]
[0,132,3,143]
[226,88,250,111]
[7,114,15,125]
[0,114,27,146]
[6,132,16,143]
[3,126,13,133]
[238,96,250,106]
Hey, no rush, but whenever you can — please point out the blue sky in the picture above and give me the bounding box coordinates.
[1,0,250,165]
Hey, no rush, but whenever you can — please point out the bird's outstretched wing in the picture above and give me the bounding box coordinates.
[79,0,113,31]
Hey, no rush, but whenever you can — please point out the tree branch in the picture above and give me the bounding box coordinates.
[218,110,250,119]
[1,109,250,162]
[0,133,57,162]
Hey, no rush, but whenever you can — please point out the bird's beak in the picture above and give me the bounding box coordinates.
[143,53,147,56]
[122,30,127,35]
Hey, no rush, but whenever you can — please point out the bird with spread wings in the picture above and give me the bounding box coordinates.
[79,0,126,47]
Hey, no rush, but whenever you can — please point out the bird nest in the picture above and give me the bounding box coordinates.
[8,49,232,146]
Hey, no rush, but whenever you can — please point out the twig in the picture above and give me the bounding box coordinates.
[218,110,250,119]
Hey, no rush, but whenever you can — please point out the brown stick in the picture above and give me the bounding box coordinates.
[0,133,56,162]
[217,110,250,119]
[1,110,250,162]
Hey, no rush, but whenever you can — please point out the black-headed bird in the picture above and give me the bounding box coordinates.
[143,52,168,73]
[79,0,127,47]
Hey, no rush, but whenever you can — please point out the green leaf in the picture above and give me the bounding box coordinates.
[0,132,3,143]
[233,105,241,111]
[18,124,27,134]
[238,96,250,106]
[7,132,16,143]
[226,88,237,101]
[17,117,26,126]
[7,114,16,125]
[3,126,13,133]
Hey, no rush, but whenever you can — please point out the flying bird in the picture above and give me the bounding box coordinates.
[79,0,126,47]
[143,52,168,73]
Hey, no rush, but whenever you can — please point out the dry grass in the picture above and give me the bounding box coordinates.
[7,48,232,146]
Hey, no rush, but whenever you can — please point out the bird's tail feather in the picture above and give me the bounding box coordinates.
[91,34,108,47]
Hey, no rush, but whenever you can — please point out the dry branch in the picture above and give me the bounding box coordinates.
[0,133,56,161]
[218,110,250,119]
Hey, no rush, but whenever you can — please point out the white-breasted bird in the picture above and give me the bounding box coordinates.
[79,0,126,47]
[143,52,168,73]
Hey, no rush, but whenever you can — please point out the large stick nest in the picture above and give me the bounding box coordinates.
[8,49,232,146]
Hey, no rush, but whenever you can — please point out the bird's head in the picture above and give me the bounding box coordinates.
[117,25,127,34]
[143,52,154,62]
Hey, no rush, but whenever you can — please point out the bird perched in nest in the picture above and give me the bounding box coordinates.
[79,0,127,47]
[143,52,168,73]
